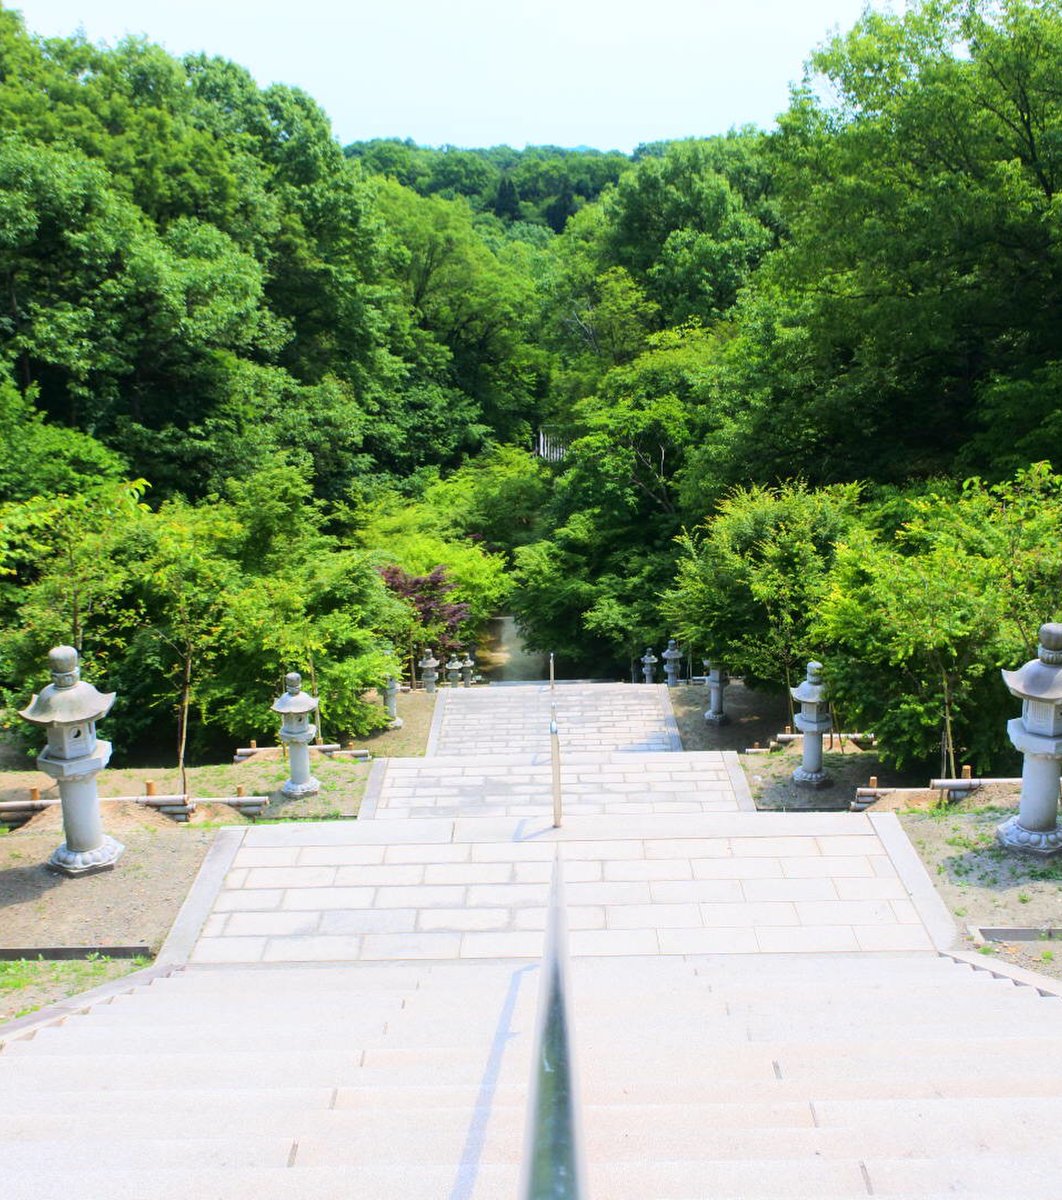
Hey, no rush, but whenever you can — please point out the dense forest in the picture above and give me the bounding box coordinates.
[1,0,1060,776]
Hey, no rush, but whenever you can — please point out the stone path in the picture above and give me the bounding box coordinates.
[428,681,683,754]
[2,682,1062,1198]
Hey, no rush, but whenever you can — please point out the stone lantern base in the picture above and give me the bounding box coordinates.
[791,765,832,789]
[704,711,729,726]
[47,834,124,877]
[281,775,321,799]
[996,815,1062,857]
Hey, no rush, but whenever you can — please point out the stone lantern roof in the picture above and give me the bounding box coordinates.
[271,672,319,716]
[19,646,114,727]
[1002,624,1062,702]
[791,661,826,706]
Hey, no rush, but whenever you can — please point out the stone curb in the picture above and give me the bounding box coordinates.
[869,812,957,950]
[358,757,389,820]
[941,948,1062,999]
[723,750,757,812]
[425,687,447,757]
[657,684,684,752]
[156,827,245,966]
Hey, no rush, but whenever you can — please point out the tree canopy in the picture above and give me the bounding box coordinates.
[2,0,1060,773]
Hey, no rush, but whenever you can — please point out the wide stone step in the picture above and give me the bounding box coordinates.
[6,1098,1036,1166]
[578,1072,1062,1105]
[152,964,427,991]
[70,999,407,1027]
[2,1021,392,1055]
[0,1164,514,1200]
[587,1153,1062,1199]
[3,1085,337,1116]
[581,1102,1062,1160]
[0,1049,465,1091]
[0,1117,515,1186]
[0,1135,296,1170]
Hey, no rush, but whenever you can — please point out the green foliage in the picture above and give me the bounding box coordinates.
[346,139,630,232]
[814,465,1062,772]
[416,446,552,557]
[721,0,1062,485]
[665,482,861,694]
[0,462,406,757]
[3,0,1062,779]
[0,370,126,501]
[356,489,511,627]
[600,137,776,325]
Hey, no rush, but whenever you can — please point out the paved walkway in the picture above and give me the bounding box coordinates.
[183,684,948,966]
[3,682,1061,1199]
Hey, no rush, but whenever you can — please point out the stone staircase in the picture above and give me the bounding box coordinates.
[2,953,1061,1197]
[2,682,1061,1198]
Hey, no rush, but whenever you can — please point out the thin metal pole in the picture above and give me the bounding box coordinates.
[549,651,555,691]
[550,704,562,828]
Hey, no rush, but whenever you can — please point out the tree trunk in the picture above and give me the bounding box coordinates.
[177,647,192,799]
[308,654,322,744]
[942,672,957,781]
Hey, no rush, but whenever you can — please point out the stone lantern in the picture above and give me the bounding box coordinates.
[461,651,475,688]
[19,646,124,876]
[662,639,683,688]
[640,647,658,685]
[419,648,439,694]
[703,660,730,726]
[446,654,462,687]
[790,660,832,788]
[997,623,1062,856]
[384,675,403,730]
[272,672,320,798]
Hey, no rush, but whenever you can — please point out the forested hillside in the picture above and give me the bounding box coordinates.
[1,0,1059,775]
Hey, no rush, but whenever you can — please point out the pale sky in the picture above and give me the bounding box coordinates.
[10,0,885,151]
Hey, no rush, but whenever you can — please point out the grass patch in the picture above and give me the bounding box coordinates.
[0,954,149,1021]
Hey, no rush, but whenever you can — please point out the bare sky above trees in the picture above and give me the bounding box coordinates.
[11,0,876,149]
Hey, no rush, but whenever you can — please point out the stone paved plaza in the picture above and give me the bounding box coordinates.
[2,682,1062,1198]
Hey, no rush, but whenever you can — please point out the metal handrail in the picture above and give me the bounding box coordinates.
[550,705,562,828]
[518,854,587,1199]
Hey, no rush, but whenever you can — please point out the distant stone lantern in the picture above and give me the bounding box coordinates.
[662,639,683,688]
[703,660,729,725]
[461,651,475,688]
[419,649,439,694]
[997,623,1062,856]
[790,660,832,788]
[641,647,658,685]
[446,654,462,687]
[19,646,124,876]
[272,672,320,798]
[384,675,403,730]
